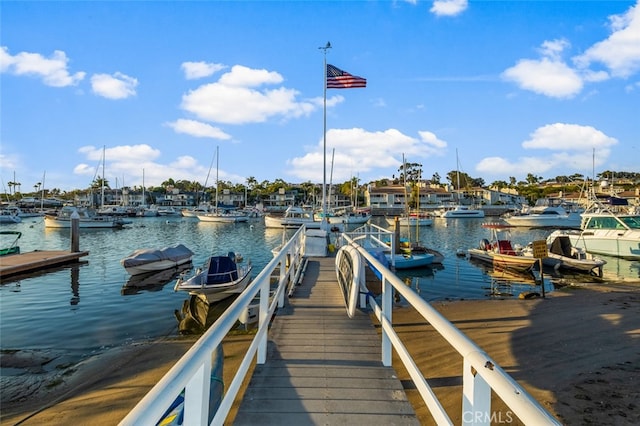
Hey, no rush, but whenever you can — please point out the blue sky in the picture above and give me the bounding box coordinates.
[2,1,639,193]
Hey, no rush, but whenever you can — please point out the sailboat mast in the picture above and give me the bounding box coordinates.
[319,41,331,224]
[328,148,335,210]
[455,148,460,202]
[101,146,105,207]
[215,146,219,209]
[41,171,46,210]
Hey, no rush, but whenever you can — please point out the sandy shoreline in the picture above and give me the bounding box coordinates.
[1,281,639,425]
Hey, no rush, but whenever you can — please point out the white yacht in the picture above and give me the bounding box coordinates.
[440,205,485,218]
[557,193,640,260]
[264,206,319,229]
[503,205,581,228]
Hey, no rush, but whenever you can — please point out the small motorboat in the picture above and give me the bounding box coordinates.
[174,252,252,302]
[120,244,194,275]
[468,224,537,273]
[523,231,607,276]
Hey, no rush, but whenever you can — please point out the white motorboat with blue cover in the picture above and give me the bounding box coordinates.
[174,252,252,302]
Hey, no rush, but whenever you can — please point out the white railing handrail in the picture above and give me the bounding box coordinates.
[340,230,561,425]
[120,226,306,426]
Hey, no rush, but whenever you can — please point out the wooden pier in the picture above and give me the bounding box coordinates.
[233,256,419,425]
[0,250,89,280]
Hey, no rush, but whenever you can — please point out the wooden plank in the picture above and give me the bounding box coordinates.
[234,256,419,425]
[0,250,89,279]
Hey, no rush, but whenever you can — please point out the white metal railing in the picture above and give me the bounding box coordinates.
[122,222,560,425]
[120,226,307,426]
[340,229,561,426]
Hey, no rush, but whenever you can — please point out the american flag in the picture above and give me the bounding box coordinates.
[326,64,366,89]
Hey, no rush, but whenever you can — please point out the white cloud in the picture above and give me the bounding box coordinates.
[181,61,226,79]
[625,80,640,92]
[504,2,640,98]
[418,131,448,150]
[538,39,570,61]
[574,1,640,78]
[219,65,283,87]
[476,156,552,176]
[181,65,317,124]
[430,0,468,17]
[73,163,95,177]
[502,49,583,99]
[78,144,162,162]
[287,128,448,181]
[476,123,618,176]
[0,152,19,171]
[91,72,138,99]
[73,144,246,187]
[0,46,85,87]
[522,123,618,150]
[165,119,231,140]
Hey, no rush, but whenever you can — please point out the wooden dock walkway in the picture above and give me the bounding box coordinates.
[234,256,419,425]
[0,250,89,280]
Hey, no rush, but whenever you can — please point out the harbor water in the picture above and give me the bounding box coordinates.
[1,215,638,356]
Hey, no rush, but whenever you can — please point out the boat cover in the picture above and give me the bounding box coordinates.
[122,244,193,267]
[206,256,238,284]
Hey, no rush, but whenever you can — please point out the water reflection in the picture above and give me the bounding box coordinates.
[175,294,236,335]
[120,263,193,296]
[70,266,80,305]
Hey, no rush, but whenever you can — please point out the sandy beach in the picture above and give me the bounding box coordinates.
[1,281,639,425]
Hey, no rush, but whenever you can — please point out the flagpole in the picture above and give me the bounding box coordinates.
[319,41,331,229]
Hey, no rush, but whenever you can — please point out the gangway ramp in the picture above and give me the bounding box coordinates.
[234,256,419,425]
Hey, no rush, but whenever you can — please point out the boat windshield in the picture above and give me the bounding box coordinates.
[585,215,640,230]
[620,216,640,229]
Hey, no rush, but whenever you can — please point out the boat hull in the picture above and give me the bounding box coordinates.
[567,229,640,260]
[385,217,433,227]
[503,216,581,228]
[468,248,537,272]
[123,257,193,276]
[197,213,248,223]
[442,210,485,218]
[386,252,434,269]
[44,216,130,228]
[264,215,319,229]
[121,244,194,275]
[174,257,253,303]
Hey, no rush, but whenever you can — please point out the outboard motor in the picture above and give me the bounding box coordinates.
[480,239,491,251]
[227,251,236,263]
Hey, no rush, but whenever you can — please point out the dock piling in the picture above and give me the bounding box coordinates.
[71,210,80,252]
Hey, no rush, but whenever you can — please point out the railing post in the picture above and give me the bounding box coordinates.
[257,271,271,364]
[381,275,392,366]
[279,252,287,307]
[183,360,211,425]
[462,357,491,426]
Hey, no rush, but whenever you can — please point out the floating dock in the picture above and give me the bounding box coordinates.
[0,250,89,280]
